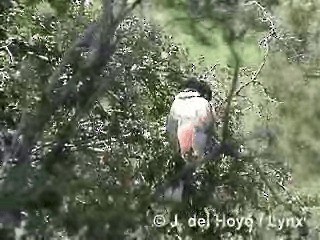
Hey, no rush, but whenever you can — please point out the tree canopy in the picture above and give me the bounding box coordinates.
[1,0,320,239]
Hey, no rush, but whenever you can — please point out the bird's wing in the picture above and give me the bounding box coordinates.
[166,97,181,153]
[180,98,215,158]
[191,98,216,131]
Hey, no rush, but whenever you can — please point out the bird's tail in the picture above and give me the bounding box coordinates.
[156,164,195,202]
[162,180,184,202]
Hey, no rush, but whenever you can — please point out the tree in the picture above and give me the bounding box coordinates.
[0,0,317,239]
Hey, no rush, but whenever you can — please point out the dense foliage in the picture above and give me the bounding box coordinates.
[1,0,319,239]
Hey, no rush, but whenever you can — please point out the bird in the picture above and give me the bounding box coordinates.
[161,77,217,202]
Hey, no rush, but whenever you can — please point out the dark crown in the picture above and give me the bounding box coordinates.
[181,77,212,101]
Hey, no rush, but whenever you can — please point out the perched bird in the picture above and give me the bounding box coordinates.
[166,77,217,162]
[162,77,217,201]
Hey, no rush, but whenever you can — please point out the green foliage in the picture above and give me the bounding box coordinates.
[148,0,320,238]
[1,0,318,239]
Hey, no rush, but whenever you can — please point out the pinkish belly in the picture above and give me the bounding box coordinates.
[177,124,194,155]
[177,124,208,157]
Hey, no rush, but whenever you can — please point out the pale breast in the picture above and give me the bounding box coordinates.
[173,97,211,127]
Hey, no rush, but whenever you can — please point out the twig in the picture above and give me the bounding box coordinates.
[0,42,14,64]
[235,46,269,96]
[234,1,277,96]
[248,156,308,224]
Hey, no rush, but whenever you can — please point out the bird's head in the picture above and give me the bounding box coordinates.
[181,77,212,101]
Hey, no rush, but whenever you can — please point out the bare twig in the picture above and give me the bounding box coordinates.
[248,156,309,228]
[234,1,286,98]
[0,41,14,64]
[235,46,269,96]
[234,1,277,96]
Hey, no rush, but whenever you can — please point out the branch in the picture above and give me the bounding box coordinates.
[221,42,240,143]
[235,46,269,96]
[0,0,143,227]
[233,1,283,97]
[12,0,142,164]
[0,41,14,64]
[247,156,309,234]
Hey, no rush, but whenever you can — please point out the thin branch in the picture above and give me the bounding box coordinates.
[0,42,14,64]
[222,42,240,143]
[234,1,285,99]
[248,156,308,224]
[235,46,269,96]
